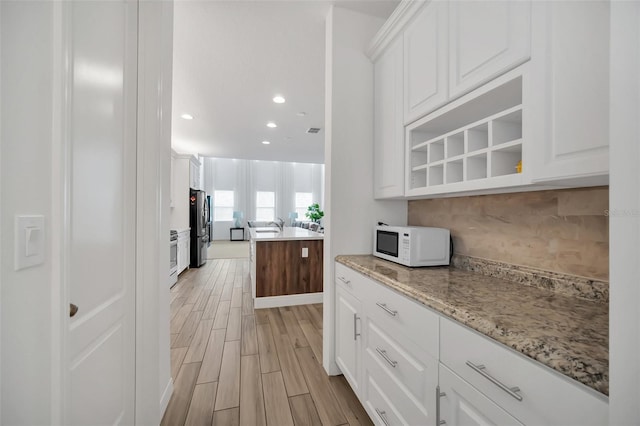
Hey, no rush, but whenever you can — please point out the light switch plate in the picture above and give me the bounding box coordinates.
[302,247,308,258]
[15,215,45,270]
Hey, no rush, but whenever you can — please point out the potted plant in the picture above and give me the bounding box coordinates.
[305,203,324,223]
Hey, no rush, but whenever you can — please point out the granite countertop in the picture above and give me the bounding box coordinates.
[336,254,609,396]
[249,226,324,241]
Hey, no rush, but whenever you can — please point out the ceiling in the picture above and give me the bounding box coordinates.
[171,0,399,164]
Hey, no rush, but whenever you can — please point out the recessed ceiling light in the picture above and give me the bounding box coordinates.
[181,113,194,120]
[262,141,271,145]
[266,122,277,128]
[273,95,286,104]
[296,112,307,117]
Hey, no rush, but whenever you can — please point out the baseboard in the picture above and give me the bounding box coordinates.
[254,292,323,309]
[159,378,174,418]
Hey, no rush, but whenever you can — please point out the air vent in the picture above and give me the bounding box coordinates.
[306,127,321,134]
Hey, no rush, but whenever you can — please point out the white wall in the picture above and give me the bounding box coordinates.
[322,6,408,375]
[609,1,640,424]
[204,158,324,240]
[1,2,54,423]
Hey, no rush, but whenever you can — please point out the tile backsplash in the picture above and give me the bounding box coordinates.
[408,187,609,281]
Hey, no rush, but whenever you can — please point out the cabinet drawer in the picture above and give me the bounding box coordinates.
[335,263,369,296]
[364,356,429,426]
[365,279,439,358]
[440,318,608,426]
[365,317,437,413]
[439,364,523,426]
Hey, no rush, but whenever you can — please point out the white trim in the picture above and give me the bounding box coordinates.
[609,1,640,424]
[49,1,69,423]
[253,292,323,309]
[159,378,174,417]
[366,0,426,61]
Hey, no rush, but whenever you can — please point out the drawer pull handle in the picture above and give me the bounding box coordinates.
[436,385,446,425]
[337,276,351,285]
[376,347,398,368]
[375,408,390,426]
[353,314,360,340]
[376,302,397,317]
[466,361,523,401]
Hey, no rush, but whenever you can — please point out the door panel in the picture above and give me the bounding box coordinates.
[439,365,523,426]
[374,36,404,199]
[67,1,137,424]
[335,286,361,392]
[449,0,530,98]
[403,1,448,123]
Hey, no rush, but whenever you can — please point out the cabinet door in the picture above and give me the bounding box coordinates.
[335,285,362,393]
[439,364,524,426]
[403,0,448,123]
[374,36,404,199]
[529,1,609,183]
[449,0,530,98]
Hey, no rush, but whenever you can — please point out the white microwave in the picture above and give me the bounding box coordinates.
[373,225,451,267]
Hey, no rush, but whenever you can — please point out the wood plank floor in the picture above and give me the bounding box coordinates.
[162,258,372,426]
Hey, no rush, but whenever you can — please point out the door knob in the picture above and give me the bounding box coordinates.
[70,303,79,318]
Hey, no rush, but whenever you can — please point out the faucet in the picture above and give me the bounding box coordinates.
[267,218,284,232]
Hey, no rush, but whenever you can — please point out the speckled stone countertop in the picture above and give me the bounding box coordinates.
[335,254,609,396]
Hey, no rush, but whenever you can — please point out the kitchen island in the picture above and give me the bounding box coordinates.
[249,226,324,308]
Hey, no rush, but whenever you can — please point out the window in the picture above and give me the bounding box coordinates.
[256,191,275,221]
[213,190,234,221]
[295,192,313,220]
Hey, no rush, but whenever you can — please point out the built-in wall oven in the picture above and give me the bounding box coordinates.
[169,230,178,287]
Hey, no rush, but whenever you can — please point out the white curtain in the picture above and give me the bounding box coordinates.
[202,157,324,240]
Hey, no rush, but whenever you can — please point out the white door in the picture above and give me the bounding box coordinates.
[65,1,138,424]
[374,36,405,199]
[439,365,523,426]
[449,0,530,98]
[335,286,361,392]
[403,0,448,123]
[529,0,610,182]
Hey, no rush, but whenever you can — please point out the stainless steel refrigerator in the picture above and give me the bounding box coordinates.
[190,189,209,267]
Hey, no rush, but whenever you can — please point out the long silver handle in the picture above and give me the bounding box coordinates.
[353,314,360,340]
[337,276,351,285]
[376,302,397,317]
[375,347,397,368]
[436,385,446,425]
[466,361,523,401]
[375,408,390,426]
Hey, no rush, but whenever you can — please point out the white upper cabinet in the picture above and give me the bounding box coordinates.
[529,1,609,183]
[374,36,405,199]
[369,0,608,199]
[403,1,448,124]
[189,156,202,190]
[449,0,531,98]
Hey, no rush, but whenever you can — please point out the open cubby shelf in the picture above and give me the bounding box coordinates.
[408,75,523,192]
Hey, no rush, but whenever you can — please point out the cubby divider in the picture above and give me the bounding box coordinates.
[407,75,523,193]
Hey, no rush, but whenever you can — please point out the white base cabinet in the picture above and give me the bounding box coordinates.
[335,284,362,393]
[439,364,523,426]
[177,229,190,274]
[334,262,608,426]
[335,263,439,425]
